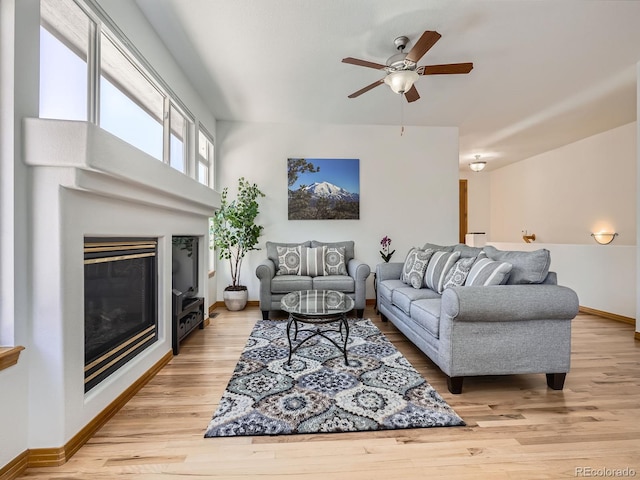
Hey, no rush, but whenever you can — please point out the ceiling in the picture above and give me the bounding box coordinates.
[135,0,640,171]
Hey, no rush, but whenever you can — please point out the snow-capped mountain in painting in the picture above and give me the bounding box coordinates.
[300,181,359,202]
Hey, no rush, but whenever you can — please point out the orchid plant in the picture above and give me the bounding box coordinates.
[379,236,395,263]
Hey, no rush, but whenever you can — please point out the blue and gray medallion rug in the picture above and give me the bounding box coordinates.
[204,318,465,437]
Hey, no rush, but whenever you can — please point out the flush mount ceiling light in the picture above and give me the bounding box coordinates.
[469,155,486,172]
[590,232,618,245]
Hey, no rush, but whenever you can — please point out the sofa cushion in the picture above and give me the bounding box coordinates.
[483,246,551,284]
[443,256,477,290]
[410,298,442,338]
[311,240,354,264]
[425,251,461,294]
[300,246,325,276]
[404,248,435,289]
[271,274,313,293]
[392,286,441,315]
[323,246,347,275]
[275,245,302,275]
[312,275,354,292]
[422,243,455,252]
[453,244,486,258]
[465,258,512,286]
[378,279,406,304]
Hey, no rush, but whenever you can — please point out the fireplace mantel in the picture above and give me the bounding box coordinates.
[23,118,220,216]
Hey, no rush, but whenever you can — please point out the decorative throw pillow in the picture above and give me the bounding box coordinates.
[401,247,419,284]
[443,256,477,290]
[405,248,435,289]
[275,245,301,275]
[424,251,461,294]
[465,258,512,286]
[483,246,550,284]
[324,246,347,275]
[300,246,325,277]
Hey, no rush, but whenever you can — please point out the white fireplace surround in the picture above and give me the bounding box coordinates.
[23,118,219,448]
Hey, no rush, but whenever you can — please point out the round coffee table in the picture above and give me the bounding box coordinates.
[280,290,355,365]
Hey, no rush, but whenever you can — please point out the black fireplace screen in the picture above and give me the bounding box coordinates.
[84,238,158,392]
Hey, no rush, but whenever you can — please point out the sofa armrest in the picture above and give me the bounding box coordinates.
[441,284,579,322]
[255,259,277,309]
[375,262,403,282]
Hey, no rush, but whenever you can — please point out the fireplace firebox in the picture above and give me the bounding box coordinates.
[84,238,158,392]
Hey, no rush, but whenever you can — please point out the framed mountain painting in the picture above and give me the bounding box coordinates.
[287,158,360,220]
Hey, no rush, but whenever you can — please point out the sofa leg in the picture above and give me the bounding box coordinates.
[546,373,566,390]
[447,376,464,394]
[380,312,388,322]
[261,310,269,320]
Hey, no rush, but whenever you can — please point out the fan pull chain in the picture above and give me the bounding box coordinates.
[400,94,405,136]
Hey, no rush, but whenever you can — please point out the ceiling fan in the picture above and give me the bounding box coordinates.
[342,30,473,103]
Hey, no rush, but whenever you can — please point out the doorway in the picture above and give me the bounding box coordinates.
[459,179,467,244]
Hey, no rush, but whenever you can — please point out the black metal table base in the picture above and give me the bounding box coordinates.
[286,314,350,365]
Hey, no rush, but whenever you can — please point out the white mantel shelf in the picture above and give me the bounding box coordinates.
[23,118,220,216]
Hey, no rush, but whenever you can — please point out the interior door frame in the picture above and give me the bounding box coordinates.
[459,179,468,244]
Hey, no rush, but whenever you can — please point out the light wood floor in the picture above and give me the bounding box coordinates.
[19,307,640,479]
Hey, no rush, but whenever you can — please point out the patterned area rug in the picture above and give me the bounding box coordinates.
[204,318,465,437]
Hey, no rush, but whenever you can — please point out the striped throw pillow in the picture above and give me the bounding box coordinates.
[465,258,512,286]
[424,251,461,294]
[300,246,325,277]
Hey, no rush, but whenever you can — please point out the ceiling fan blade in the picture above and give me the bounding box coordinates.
[405,31,441,64]
[420,63,474,75]
[342,57,386,70]
[404,85,420,103]
[347,79,385,98]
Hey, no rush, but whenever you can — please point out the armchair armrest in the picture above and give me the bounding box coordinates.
[348,258,370,312]
[375,262,403,282]
[347,258,370,281]
[255,259,277,310]
[441,284,579,322]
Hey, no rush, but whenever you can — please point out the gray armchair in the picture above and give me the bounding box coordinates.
[256,240,370,320]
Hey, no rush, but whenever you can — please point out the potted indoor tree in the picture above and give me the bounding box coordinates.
[212,177,265,311]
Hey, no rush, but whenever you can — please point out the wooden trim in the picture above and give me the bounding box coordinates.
[26,350,173,469]
[579,306,635,326]
[0,450,28,480]
[208,299,380,314]
[0,346,25,372]
[635,331,640,341]
[209,300,259,312]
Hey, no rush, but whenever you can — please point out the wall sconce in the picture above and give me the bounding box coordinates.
[591,232,618,245]
[469,155,486,172]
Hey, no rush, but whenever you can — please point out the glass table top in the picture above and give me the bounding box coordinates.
[280,290,354,317]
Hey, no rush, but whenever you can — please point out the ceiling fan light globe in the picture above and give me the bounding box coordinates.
[384,70,419,94]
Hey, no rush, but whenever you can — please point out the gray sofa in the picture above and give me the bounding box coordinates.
[376,243,579,394]
[256,240,370,320]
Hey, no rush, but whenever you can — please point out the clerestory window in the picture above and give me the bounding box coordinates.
[38,0,212,182]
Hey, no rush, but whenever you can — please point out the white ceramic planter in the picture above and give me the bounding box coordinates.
[223,288,248,311]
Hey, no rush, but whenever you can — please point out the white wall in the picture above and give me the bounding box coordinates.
[489,122,636,245]
[0,0,38,469]
[463,122,638,321]
[215,121,461,302]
